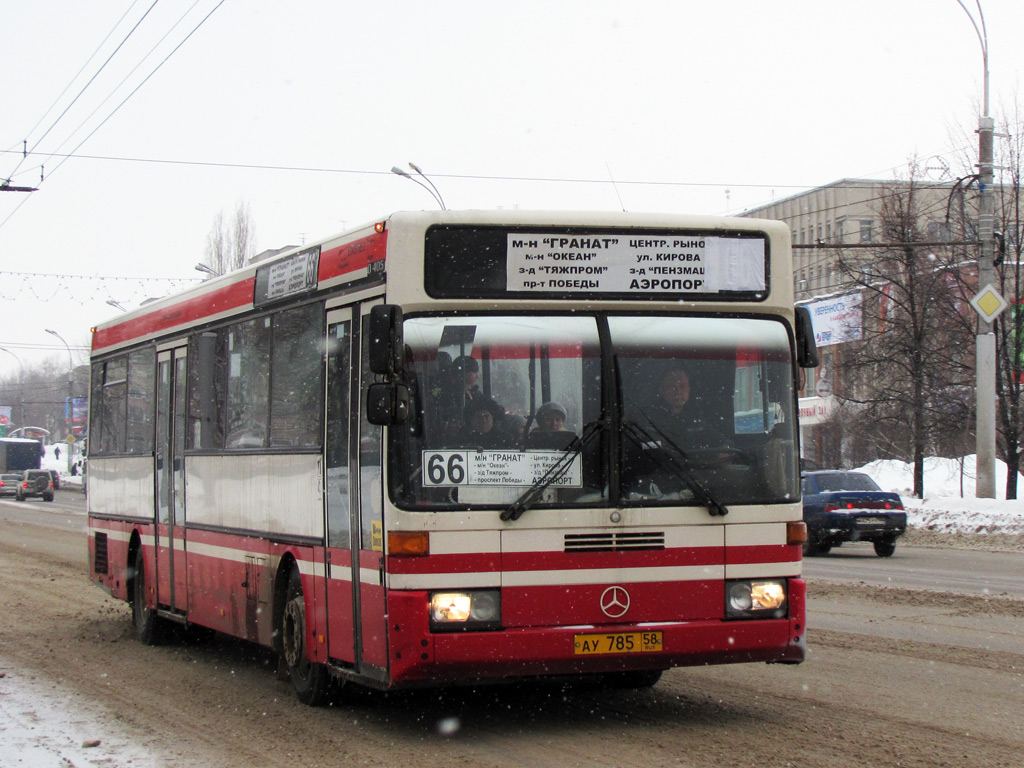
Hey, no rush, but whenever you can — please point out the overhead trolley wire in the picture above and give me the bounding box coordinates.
[3,0,159,185]
[0,0,226,232]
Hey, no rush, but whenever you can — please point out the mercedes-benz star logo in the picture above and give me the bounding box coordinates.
[600,586,630,618]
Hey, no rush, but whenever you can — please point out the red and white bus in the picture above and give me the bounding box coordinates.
[88,210,818,704]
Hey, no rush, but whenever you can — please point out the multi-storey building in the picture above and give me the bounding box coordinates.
[743,178,974,466]
[744,178,964,303]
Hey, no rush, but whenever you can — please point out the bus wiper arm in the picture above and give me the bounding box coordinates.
[621,420,729,517]
[502,420,603,522]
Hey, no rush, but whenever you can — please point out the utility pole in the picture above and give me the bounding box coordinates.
[957,0,997,498]
[977,111,997,499]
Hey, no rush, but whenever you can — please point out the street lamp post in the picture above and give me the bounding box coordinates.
[956,0,996,498]
[45,329,74,473]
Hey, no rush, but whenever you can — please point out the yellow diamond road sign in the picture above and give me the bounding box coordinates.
[970,284,1008,323]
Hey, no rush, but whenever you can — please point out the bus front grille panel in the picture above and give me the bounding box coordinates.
[563,531,665,553]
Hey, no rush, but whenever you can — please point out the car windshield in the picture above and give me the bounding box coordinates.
[811,472,881,492]
[387,314,798,510]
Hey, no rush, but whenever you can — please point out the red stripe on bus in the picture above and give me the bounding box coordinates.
[92,278,256,352]
[387,551,501,575]
[92,231,386,354]
[318,231,387,282]
[725,544,801,565]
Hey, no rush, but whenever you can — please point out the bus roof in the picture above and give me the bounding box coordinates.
[92,210,791,357]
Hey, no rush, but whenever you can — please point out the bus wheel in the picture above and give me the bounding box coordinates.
[131,548,163,645]
[281,569,330,706]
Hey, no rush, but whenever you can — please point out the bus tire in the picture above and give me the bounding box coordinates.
[281,568,330,706]
[131,547,163,645]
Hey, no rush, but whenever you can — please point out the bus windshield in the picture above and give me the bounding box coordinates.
[388,314,798,510]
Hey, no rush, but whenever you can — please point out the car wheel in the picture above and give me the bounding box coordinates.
[15,494,23,502]
[34,476,48,493]
[43,493,54,502]
[131,547,164,645]
[873,538,897,558]
[803,540,831,556]
[281,568,331,705]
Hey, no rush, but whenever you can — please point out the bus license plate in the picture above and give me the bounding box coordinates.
[574,631,663,655]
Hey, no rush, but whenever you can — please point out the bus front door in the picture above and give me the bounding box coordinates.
[324,306,388,682]
[155,348,188,613]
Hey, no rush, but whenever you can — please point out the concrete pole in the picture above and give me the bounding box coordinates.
[976,47,996,498]
[959,0,996,497]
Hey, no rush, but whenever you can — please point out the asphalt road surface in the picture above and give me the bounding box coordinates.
[803,540,1024,598]
[1,506,1022,767]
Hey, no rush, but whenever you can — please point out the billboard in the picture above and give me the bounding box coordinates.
[804,293,862,347]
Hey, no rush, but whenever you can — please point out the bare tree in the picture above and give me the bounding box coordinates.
[202,201,256,275]
[991,102,1024,497]
[835,165,976,498]
[947,99,1024,497]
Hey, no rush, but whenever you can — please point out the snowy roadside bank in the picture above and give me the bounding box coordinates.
[857,455,1024,549]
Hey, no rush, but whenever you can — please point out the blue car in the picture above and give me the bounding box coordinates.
[801,470,906,557]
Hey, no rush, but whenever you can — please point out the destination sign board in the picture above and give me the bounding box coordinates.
[254,245,321,306]
[422,450,582,488]
[506,233,766,294]
[423,225,768,300]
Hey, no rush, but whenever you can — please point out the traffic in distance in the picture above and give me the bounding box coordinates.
[801,470,907,557]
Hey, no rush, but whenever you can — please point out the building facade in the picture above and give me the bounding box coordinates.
[743,178,975,467]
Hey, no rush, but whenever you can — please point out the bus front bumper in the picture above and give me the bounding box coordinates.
[386,578,806,686]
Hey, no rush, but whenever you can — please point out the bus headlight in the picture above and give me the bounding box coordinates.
[429,589,501,631]
[725,579,787,619]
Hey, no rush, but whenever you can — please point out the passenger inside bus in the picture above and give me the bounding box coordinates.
[525,401,577,450]
[453,398,508,449]
[502,413,526,444]
[621,365,743,500]
[437,355,505,442]
[645,367,733,453]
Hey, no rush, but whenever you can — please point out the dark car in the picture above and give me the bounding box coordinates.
[0,473,20,497]
[801,470,906,557]
[16,469,55,502]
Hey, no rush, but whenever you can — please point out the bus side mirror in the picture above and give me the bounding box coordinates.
[367,382,410,425]
[794,306,819,369]
[369,305,404,376]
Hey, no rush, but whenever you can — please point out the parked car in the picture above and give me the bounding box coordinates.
[0,473,21,497]
[16,469,55,502]
[801,470,906,557]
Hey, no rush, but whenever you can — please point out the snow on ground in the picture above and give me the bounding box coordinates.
[856,455,1024,535]
[0,665,171,768]
[40,443,84,491]
[2,448,1021,766]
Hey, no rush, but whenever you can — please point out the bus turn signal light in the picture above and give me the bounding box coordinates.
[787,521,807,546]
[388,531,429,556]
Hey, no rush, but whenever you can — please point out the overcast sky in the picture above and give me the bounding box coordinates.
[2,0,1022,378]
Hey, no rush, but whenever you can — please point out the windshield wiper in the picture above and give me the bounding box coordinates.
[620,420,729,517]
[502,420,603,522]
